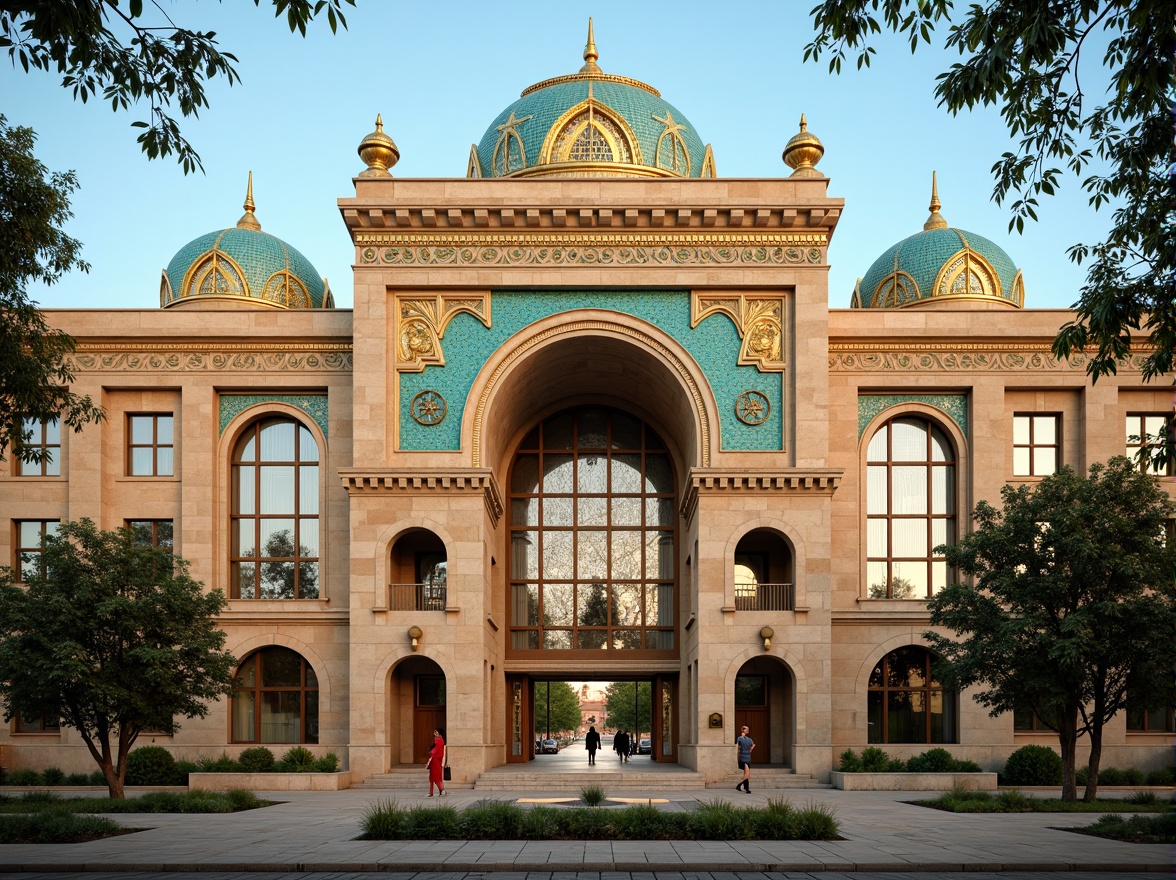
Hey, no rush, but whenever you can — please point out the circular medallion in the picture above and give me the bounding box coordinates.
[411,390,447,426]
[735,390,770,426]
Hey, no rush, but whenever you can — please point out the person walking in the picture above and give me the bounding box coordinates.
[585,725,601,765]
[425,727,447,797]
[614,729,630,763]
[735,725,755,792]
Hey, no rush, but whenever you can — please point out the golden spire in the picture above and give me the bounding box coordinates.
[782,113,824,178]
[357,113,400,177]
[236,171,261,230]
[924,171,948,229]
[580,18,601,74]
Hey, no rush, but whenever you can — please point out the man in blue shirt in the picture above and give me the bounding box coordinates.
[735,725,755,792]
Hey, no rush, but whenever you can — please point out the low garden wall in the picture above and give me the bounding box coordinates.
[188,771,351,791]
[831,770,998,791]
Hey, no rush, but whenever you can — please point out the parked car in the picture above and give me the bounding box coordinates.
[637,738,651,754]
[541,738,559,753]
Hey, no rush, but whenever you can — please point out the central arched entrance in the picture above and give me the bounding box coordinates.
[504,405,680,762]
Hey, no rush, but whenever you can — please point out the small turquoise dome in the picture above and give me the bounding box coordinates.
[160,175,333,310]
[469,21,714,180]
[851,175,1024,310]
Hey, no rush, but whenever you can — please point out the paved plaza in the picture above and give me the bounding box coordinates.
[0,784,1169,876]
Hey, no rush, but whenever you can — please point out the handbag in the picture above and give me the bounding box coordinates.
[442,765,452,781]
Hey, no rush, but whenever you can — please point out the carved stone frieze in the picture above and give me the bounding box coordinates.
[339,468,503,528]
[67,343,352,373]
[828,344,1148,373]
[693,294,786,371]
[396,293,491,372]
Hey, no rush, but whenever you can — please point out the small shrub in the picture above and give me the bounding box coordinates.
[237,747,276,772]
[837,748,862,772]
[753,797,796,838]
[521,804,566,839]
[1146,766,1175,786]
[172,760,196,786]
[690,798,746,839]
[613,803,671,839]
[361,799,405,839]
[277,746,317,772]
[18,790,61,806]
[312,752,339,772]
[65,773,91,785]
[125,746,176,786]
[906,748,953,773]
[1123,790,1161,806]
[225,789,266,811]
[39,767,65,786]
[793,802,839,839]
[1079,812,1176,844]
[196,753,239,773]
[1003,744,1062,786]
[460,799,525,838]
[570,805,611,839]
[88,770,107,786]
[0,810,121,844]
[1099,766,1145,786]
[5,769,41,786]
[580,784,606,806]
[995,789,1033,811]
[400,803,459,838]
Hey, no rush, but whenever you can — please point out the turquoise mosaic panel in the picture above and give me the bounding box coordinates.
[399,291,781,452]
[219,394,329,439]
[858,394,967,439]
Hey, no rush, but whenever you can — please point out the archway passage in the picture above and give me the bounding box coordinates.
[735,658,795,767]
[387,655,448,768]
[506,676,678,766]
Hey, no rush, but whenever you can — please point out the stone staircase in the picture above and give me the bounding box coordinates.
[351,767,476,791]
[706,767,831,789]
[472,765,708,791]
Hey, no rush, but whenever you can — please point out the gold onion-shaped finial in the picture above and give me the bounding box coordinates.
[580,18,601,74]
[924,171,948,230]
[236,171,262,230]
[782,113,824,178]
[357,113,400,178]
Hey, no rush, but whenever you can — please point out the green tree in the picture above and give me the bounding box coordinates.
[0,115,103,464]
[925,457,1176,801]
[604,681,653,736]
[805,2,1175,382]
[1,0,356,173]
[534,681,581,736]
[0,519,237,798]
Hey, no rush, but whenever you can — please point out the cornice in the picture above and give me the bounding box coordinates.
[340,468,504,528]
[67,341,353,373]
[828,342,1149,374]
[680,467,843,524]
[344,205,839,234]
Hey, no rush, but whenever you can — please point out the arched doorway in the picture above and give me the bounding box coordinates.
[735,657,794,767]
[387,656,447,767]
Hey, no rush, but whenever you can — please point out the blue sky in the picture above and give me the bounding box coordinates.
[5,1,1112,311]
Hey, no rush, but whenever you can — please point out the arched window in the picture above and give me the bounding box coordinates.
[231,417,320,599]
[231,647,318,743]
[868,646,957,743]
[508,406,675,653]
[866,416,956,598]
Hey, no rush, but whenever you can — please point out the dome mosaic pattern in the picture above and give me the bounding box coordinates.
[470,22,713,180]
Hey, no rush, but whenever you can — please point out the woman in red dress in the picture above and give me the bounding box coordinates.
[426,728,446,797]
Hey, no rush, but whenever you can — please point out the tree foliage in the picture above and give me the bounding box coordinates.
[0,115,103,463]
[1,0,356,174]
[604,681,653,735]
[925,457,1176,801]
[0,520,237,798]
[534,680,581,735]
[805,1,1176,381]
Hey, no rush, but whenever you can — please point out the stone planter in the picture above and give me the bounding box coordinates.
[187,771,351,791]
[830,771,997,791]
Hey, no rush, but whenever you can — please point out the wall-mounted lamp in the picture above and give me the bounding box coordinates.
[408,625,423,652]
[759,625,774,652]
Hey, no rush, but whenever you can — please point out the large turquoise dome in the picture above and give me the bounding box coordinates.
[851,176,1024,310]
[469,21,714,180]
[160,176,333,310]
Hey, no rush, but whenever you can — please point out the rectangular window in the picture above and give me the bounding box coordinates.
[128,413,174,476]
[15,520,60,582]
[15,418,60,476]
[1013,706,1051,731]
[1012,414,1060,476]
[1125,413,1173,475]
[126,519,174,550]
[14,713,60,734]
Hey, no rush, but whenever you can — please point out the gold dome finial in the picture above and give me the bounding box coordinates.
[357,113,400,178]
[924,171,948,229]
[236,171,261,230]
[782,113,824,178]
[580,18,602,74]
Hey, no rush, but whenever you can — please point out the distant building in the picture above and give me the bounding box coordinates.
[2,24,1170,784]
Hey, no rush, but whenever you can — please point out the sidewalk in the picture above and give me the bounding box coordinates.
[0,786,1169,873]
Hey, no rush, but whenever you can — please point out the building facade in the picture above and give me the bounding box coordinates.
[2,31,1171,784]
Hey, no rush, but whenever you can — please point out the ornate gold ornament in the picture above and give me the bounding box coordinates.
[782,114,824,177]
[735,390,770,426]
[357,114,399,177]
[692,294,787,371]
[67,341,352,373]
[395,293,491,372]
[653,110,690,175]
[493,110,533,175]
[411,390,447,425]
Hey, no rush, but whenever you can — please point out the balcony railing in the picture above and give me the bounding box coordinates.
[388,582,447,611]
[734,583,794,611]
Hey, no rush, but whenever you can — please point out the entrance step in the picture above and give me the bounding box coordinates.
[706,768,831,789]
[352,768,475,790]
[474,765,707,791]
